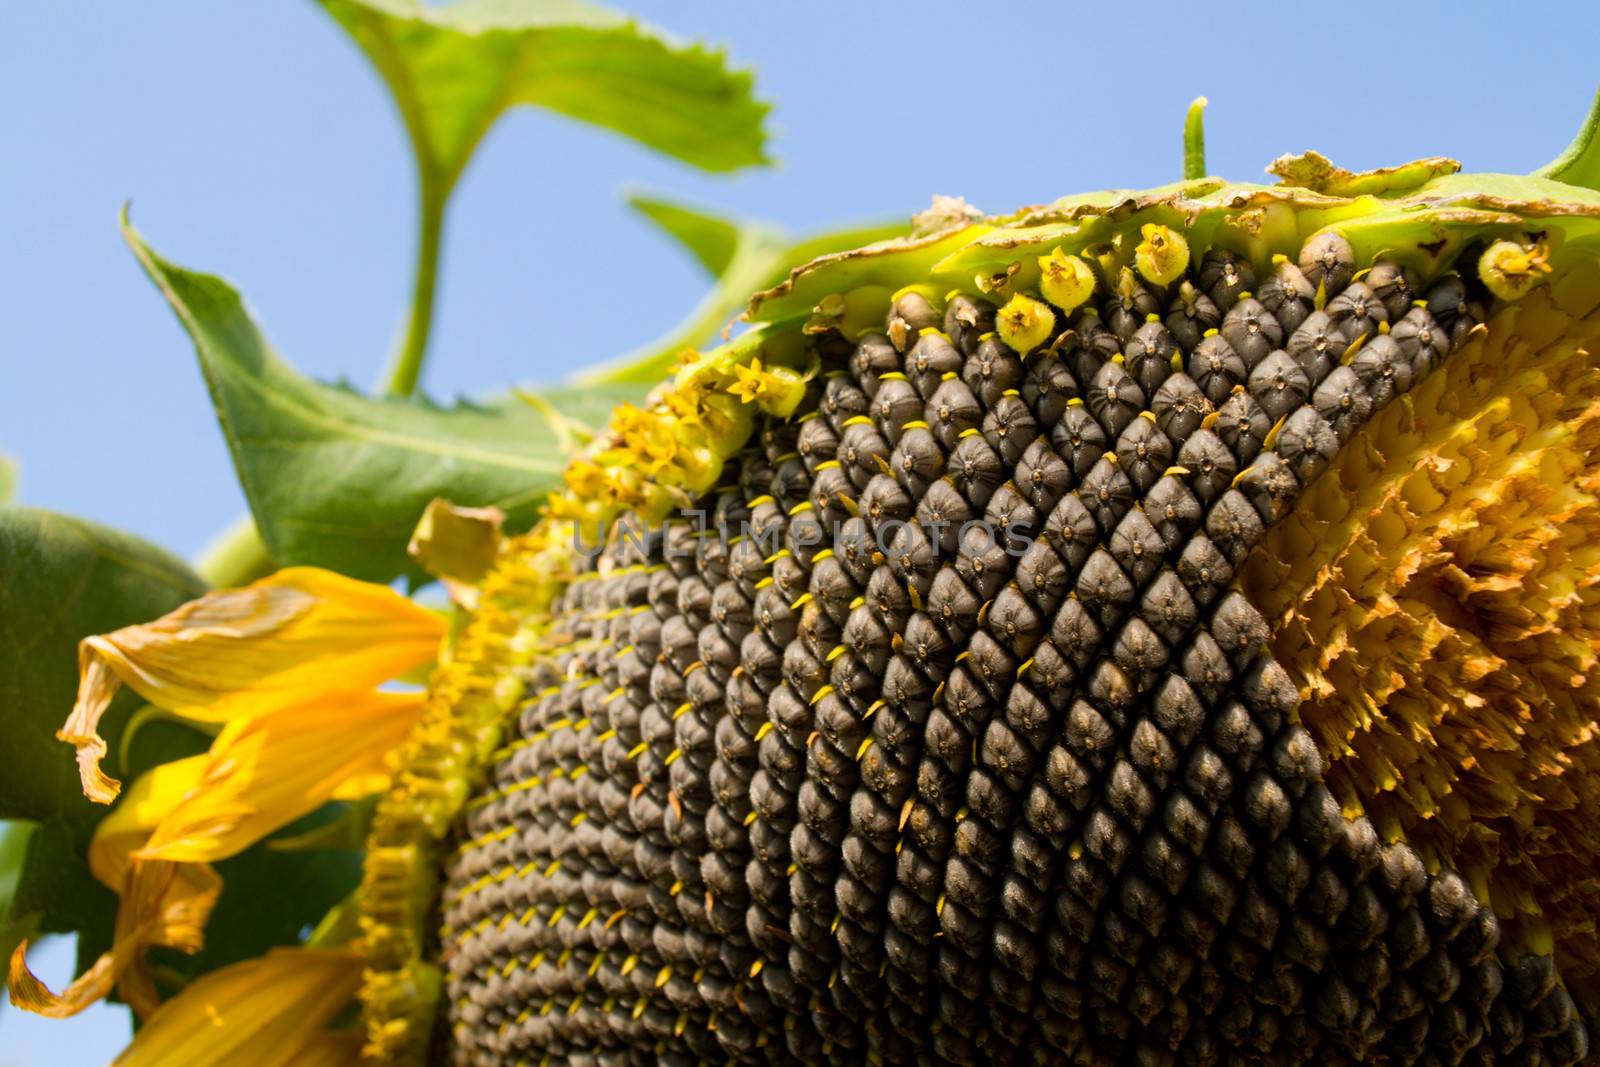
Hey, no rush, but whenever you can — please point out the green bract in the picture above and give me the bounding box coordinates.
[748,168,1600,329]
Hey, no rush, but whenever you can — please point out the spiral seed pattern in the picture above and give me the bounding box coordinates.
[439,241,1594,1065]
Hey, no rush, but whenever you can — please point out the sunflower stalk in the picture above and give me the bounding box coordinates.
[382,183,448,399]
[193,514,274,589]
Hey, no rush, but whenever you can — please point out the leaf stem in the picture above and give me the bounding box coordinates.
[194,514,275,588]
[383,183,447,398]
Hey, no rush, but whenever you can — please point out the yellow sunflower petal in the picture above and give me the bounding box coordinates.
[111,948,362,1067]
[60,567,444,803]
[133,690,428,865]
[281,1032,365,1067]
[330,770,392,801]
[111,860,224,1017]
[12,757,223,1018]
[89,755,208,889]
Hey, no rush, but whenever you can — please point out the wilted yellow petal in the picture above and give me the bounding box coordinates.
[9,859,220,1020]
[14,682,423,1019]
[60,567,444,803]
[8,940,121,1019]
[10,753,224,1019]
[134,690,427,865]
[113,860,224,1017]
[112,948,362,1067]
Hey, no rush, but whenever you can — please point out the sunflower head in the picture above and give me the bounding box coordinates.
[19,96,1600,1067]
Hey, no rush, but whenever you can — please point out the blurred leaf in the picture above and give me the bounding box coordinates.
[0,821,36,911]
[0,820,40,982]
[267,796,378,854]
[0,506,207,828]
[576,195,906,385]
[0,455,16,503]
[321,0,771,198]
[125,219,648,585]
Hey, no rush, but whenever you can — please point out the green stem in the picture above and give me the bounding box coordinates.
[382,183,448,398]
[1184,96,1208,181]
[195,514,275,588]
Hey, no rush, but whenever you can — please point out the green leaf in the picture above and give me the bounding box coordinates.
[1535,86,1600,191]
[320,0,773,398]
[0,455,16,504]
[125,218,648,584]
[0,506,207,828]
[321,0,771,197]
[630,196,746,277]
[575,195,907,385]
[0,821,36,911]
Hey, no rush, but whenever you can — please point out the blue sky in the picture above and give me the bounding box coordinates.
[5,0,1600,1059]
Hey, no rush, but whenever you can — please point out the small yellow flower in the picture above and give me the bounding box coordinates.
[995,293,1055,354]
[662,384,706,427]
[610,403,679,475]
[1135,223,1190,286]
[1479,237,1550,301]
[543,489,600,525]
[562,458,610,499]
[1037,247,1096,313]
[728,357,772,404]
[726,356,807,414]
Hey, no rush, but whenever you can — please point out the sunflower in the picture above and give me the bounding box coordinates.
[15,82,1600,1067]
